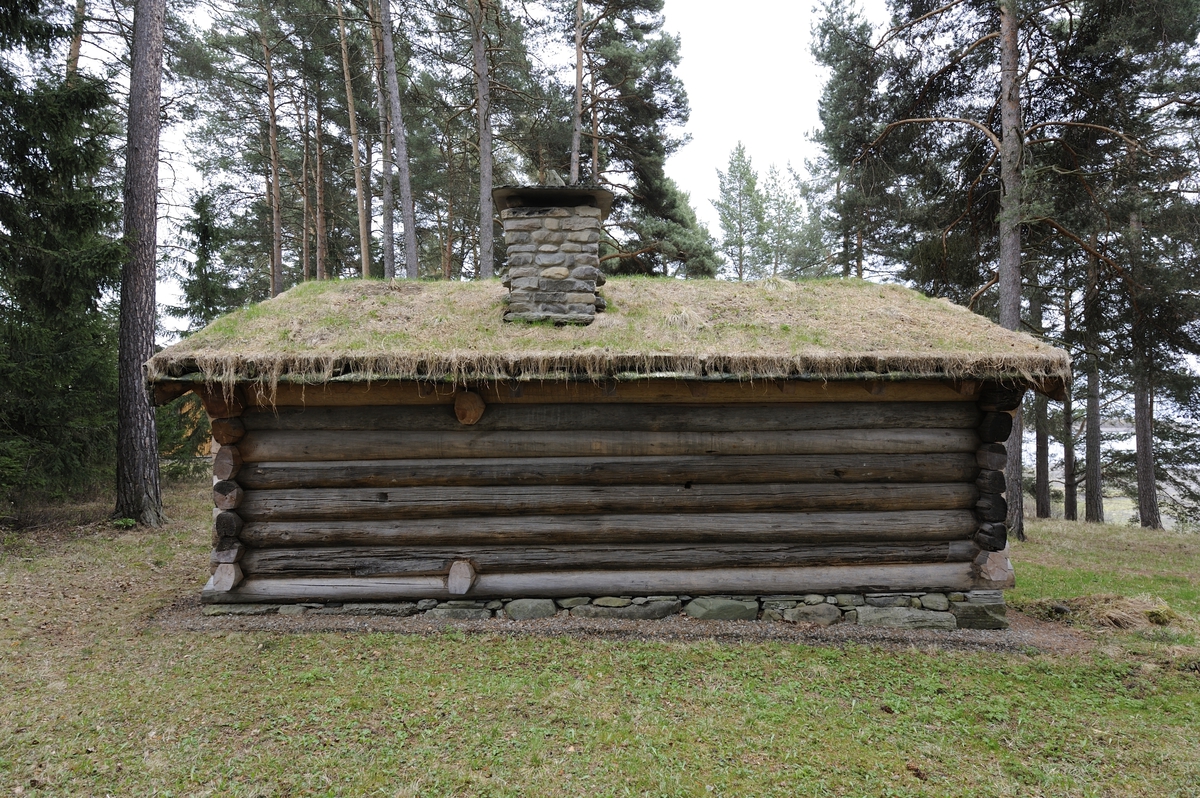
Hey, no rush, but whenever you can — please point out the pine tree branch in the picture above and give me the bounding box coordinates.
[874,0,967,50]
[856,117,1000,164]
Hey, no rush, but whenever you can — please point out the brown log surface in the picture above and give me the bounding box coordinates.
[241,402,981,433]
[237,482,978,522]
[237,453,979,490]
[237,428,980,462]
[240,509,978,547]
[240,540,979,576]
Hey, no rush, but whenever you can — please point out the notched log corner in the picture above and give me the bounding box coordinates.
[199,385,246,419]
[210,562,244,592]
[211,417,246,445]
[213,480,244,510]
[213,446,243,481]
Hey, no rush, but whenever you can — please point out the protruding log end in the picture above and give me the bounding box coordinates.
[212,510,244,548]
[447,560,477,594]
[975,492,1008,522]
[454,391,487,425]
[211,417,246,445]
[976,443,1007,471]
[975,468,1006,494]
[199,386,246,419]
[210,562,244,592]
[974,521,1008,552]
[978,411,1014,443]
[978,384,1024,412]
[213,446,243,481]
[210,544,246,573]
[152,381,189,406]
[213,480,244,511]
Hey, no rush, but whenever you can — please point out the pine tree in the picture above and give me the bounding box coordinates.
[713,143,763,281]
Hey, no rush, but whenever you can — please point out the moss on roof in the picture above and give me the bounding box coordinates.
[147,276,1070,389]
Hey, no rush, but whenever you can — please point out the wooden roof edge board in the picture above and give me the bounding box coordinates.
[146,277,1071,402]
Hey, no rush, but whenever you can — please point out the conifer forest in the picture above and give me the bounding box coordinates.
[1,0,1198,533]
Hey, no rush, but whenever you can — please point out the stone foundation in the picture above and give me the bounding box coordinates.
[500,205,604,325]
[203,590,1009,629]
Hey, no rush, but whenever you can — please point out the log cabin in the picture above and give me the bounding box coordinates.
[147,271,1069,626]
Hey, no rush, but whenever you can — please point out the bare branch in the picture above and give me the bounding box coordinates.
[874,0,967,50]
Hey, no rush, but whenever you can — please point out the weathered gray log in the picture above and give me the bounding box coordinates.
[977,412,1014,443]
[237,428,981,462]
[212,445,243,481]
[240,509,979,547]
[213,480,243,510]
[975,469,1006,494]
[975,493,1008,522]
[210,417,246,445]
[237,482,979,522]
[239,540,981,577]
[976,443,1007,471]
[237,453,979,490]
[975,522,1008,552]
[209,562,244,592]
[240,401,982,433]
[202,561,994,603]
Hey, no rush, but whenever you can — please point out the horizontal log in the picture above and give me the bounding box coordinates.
[237,453,980,490]
[238,428,981,463]
[240,540,981,577]
[203,561,996,603]
[248,379,980,409]
[241,402,982,433]
[240,509,979,547]
[238,482,979,522]
[199,386,245,419]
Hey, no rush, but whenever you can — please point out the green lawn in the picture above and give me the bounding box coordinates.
[2,479,1198,797]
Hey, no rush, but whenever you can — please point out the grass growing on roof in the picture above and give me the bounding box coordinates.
[147,277,1071,388]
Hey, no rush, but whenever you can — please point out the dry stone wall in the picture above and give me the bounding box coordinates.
[500,205,605,325]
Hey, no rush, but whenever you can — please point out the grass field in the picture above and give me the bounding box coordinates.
[2,477,1198,797]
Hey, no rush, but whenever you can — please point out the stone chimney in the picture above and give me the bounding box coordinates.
[494,185,614,325]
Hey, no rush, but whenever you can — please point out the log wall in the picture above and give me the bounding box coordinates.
[200,379,1018,603]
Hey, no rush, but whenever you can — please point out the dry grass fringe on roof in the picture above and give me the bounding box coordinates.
[147,277,1072,392]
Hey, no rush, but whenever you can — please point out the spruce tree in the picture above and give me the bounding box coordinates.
[713,143,764,281]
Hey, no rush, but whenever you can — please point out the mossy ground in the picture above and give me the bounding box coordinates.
[2,479,1197,796]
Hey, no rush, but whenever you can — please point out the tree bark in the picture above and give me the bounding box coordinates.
[260,23,284,296]
[115,0,166,526]
[315,89,328,280]
[369,1,396,279]
[1062,286,1077,520]
[590,65,600,180]
[468,0,494,278]
[570,0,583,184]
[299,81,312,281]
[998,0,1024,539]
[1129,211,1161,528]
[1084,244,1104,522]
[67,0,85,78]
[379,0,419,277]
[338,0,372,279]
[1030,287,1050,518]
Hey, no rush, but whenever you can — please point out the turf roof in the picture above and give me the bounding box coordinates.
[147,277,1071,389]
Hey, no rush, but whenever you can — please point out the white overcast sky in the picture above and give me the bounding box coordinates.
[662,0,888,230]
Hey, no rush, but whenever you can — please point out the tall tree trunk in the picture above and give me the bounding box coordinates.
[315,91,327,280]
[1062,284,1077,520]
[67,0,85,78]
[380,0,419,278]
[1084,245,1104,522]
[369,2,396,279]
[1129,211,1161,528]
[468,0,494,278]
[590,66,599,180]
[998,0,1024,539]
[260,27,284,296]
[1030,286,1050,517]
[300,86,312,281]
[115,0,166,526]
[569,0,582,184]
[855,227,863,279]
[338,0,372,279]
